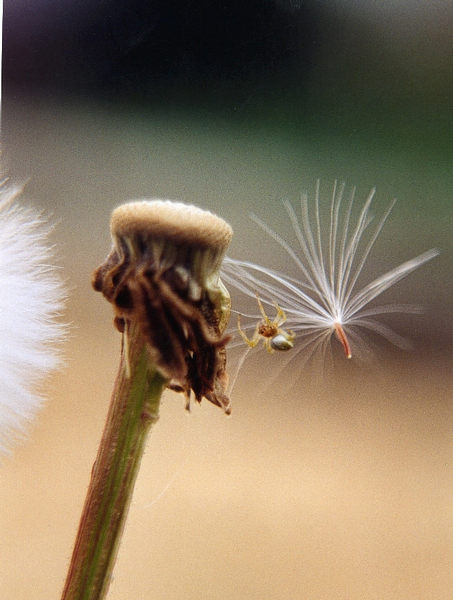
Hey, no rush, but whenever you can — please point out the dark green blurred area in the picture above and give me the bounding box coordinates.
[4,1,453,199]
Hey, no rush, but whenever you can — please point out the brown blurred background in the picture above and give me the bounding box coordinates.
[1,2,453,598]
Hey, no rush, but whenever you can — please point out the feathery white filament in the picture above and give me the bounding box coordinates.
[222,181,439,362]
[0,184,65,454]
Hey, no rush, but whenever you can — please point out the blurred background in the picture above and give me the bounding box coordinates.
[1,1,453,598]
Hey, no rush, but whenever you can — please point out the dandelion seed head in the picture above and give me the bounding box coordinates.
[0,183,66,454]
[94,198,233,413]
[222,181,439,381]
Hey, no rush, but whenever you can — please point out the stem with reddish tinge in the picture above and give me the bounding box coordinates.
[61,323,166,600]
[334,322,352,359]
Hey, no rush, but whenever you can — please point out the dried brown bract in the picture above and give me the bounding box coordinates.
[93,200,233,413]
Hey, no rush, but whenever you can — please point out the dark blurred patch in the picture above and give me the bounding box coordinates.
[3,0,318,107]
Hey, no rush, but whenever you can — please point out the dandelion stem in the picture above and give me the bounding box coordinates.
[61,322,167,600]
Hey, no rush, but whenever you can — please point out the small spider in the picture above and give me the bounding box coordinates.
[237,294,295,353]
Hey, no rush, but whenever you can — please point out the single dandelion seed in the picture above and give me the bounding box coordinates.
[222,180,439,365]
[0,182,66,454]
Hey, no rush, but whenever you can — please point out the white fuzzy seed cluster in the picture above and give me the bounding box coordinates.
[0,185,65,454]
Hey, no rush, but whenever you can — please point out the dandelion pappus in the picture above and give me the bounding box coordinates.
[222,180,439,365]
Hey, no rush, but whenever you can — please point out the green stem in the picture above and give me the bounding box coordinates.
[61,323,166,600]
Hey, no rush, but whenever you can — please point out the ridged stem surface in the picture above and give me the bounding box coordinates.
[61,324,166,600]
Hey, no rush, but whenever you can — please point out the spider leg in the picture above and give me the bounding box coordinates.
[255,292,271,324]
[254,291,287,328]
[273,303,288,327]
[286,328,296,342]
[237,314,260,348]
[263,338,275,354]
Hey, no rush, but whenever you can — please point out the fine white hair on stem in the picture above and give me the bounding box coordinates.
[0,182,66,454]
[222,181,439,376]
